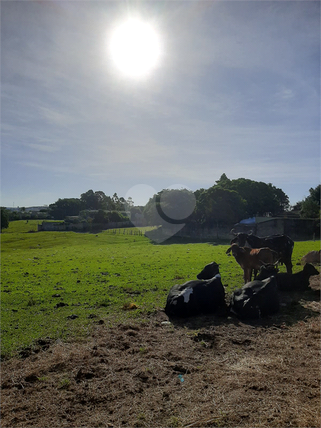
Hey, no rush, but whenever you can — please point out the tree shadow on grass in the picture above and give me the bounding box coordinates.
[148,236,230,246]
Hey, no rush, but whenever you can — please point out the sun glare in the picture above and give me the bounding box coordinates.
[109,18,161,78]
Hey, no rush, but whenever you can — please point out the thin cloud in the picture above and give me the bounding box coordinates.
[1,1,319,207]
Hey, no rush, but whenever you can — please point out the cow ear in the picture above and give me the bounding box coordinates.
[230,228,236,235]
[226,247,232,254]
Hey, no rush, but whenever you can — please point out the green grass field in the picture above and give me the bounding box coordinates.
[1,220,320,358]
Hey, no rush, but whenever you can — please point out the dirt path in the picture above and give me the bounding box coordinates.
[1,282,320,428]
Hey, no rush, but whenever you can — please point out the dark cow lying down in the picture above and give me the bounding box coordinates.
[165,262,225,317]
[230,276,279,319]
[256,263,319,291]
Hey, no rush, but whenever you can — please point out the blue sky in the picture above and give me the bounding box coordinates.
[1,1,320,208]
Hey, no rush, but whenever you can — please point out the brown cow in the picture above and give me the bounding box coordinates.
[226,243,279,283]
[301,250,321,265]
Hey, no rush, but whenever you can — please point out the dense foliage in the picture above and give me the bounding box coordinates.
[80,190,126,211]
[143,175,292,227]
[143,189,196,226]
[49,198,83,220]
[92,210,129,224]
[49,190,127,219]
[192,186,247,226]
[294,185,320,219]
[1,207,9,231]
[215,174,290,216]
[6,180,319,226]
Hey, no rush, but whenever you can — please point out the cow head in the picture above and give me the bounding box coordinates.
[226,243,243,257]
[256,264,279,281]
[303,263,319,277]
[230,232,248,247]
[197,262,220,280]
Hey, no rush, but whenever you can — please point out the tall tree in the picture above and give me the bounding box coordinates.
[49,198,83,220]
[112,193,126,211]
[80,190,99,210]
[1,207,9,231]
[299,185,320,218]
[80,190,114,210]
[215,174,289,216]
[193,186,247,226]
[144,189,196,226]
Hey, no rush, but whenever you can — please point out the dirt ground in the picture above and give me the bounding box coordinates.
[1,277,320,428]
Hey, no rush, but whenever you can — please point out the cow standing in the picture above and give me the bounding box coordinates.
[230,231,294,274]
[226,243,279,283]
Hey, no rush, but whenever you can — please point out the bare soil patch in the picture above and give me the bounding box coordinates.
[1,283,320,428]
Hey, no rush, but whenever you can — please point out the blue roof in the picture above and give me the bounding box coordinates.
[239,217,256,224]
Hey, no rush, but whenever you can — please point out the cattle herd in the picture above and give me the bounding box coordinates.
[165,232,320,320]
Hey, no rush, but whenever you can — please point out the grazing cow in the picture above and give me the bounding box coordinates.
[230,276,279,319]
[256,263,319,291]
[230,231,294,274]
[301,250,321,265]
[165,263,225,317]
[226,243,279,283]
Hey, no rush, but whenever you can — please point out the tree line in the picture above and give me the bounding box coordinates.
[1,176,320,231]
[143,176,320,228]
[48,190,128,220]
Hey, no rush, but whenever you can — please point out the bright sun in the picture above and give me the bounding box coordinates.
[109,18,161,78]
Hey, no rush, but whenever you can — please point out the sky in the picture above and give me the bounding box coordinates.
[1,0,320,209]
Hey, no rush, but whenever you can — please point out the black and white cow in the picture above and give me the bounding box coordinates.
[165,262,225,317]
[230,276,279,319]
[197,261,220,280]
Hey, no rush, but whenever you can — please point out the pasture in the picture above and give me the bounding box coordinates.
[1,221,320,427]
[1,220,320,357]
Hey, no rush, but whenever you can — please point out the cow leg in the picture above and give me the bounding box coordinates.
[285,259,293,274]
[243,269,247,283]
[244,268,251,284]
